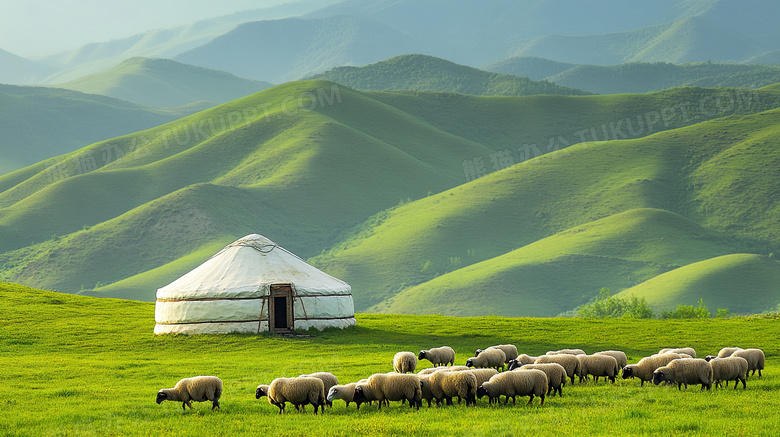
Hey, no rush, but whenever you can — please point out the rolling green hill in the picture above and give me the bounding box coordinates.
[616,254,780,314]
[0,84,200,174]
[311,104,780,315]
[0,48,57,84]
[57,57,272,107]
[1,80,779,315]
[305,54,590,96]
[483,56,576,81]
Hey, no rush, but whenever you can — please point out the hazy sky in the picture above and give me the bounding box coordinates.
[0,0,303,58]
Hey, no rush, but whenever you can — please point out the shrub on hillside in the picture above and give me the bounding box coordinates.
[576,288,654,319]
[660,298,711,319]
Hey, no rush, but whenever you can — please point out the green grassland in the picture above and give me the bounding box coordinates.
[306,54,591,96]
[57,57,273,107]
[2,283,779,436]
[1,80,779,316]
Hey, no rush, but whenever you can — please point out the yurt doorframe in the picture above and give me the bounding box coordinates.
[269,284,294,332]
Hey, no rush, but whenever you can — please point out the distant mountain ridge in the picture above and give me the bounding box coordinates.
[57,57,272,107]
[306,54,591,96]
[3,0,779,87]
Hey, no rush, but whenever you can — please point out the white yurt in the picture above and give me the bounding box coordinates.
[154,234,356,335]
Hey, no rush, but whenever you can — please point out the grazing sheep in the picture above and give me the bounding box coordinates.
[466,348,506,372]
[652,358,712,390]
[468,368,499,389]
[710,357,748,389]
[577,354,619,384]
[418,365,470,375]
[419,346,456,367]
[595,350,628,370]
[659,347,696,358]
[731,349,765,377]
[256,377,326,414]
[418,375,436,407]
[353,373,422,410]
[156,376,222,411]
[507,354,539,370]
[327,379,370,408]
[476,345,519,363]
[534,354,580,385]
[717,347,744,358]
[393,351,418,374]
[428,369,478,406]
[546,349,586,356]
[477,369,548,406]
[299,372,338,407]
[519,363,566,397]
[622,353,682,386]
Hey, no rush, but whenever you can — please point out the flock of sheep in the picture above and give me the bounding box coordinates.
[155,345,766,413]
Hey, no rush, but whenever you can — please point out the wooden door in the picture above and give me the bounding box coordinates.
[269,284,294,332]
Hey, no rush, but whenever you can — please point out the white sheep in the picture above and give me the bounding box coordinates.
[427,369,478,406]
[476,344,519,363]
[418,365,470,375]
[507,354,539,370]
[519,363,567,397]
[468,368,499,389]
[393,351,418,373]
[419,346,456,367]
[621,353,682,386]
[256,376,326,414]
[717,347,744,358]
[659,347,696,358]
[652,358,713,390]
[299,372,338,407]
[594,350,628,370]
[353,373,422,410]
[731,348,765,377]
[577,354,619,384]
[466,347,506,372]
[710,356,748,389]
[534,354,580,384]
[546,348,586,356]
[418,375,436,407]
[156,376,222,411]
[326,379,370,409]
[477,369,548,406]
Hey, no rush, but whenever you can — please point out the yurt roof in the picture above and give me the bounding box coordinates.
[156,234,351,300]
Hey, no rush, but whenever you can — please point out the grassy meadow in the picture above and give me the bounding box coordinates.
[2,282,778,436]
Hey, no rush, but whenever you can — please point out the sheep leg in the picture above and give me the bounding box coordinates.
[539,394,545,406]
[211,400,220,410]
[181,402,187,411]
[526,394,534,405]
[738,378,746,390]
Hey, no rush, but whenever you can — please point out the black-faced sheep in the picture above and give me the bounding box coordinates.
[477,369,548,406]
[652,358,712,390]
[621,353,682,386]
[327,379,369,409]
[428,369,478,406]
[256,376,326,414]
[476,344,519,363]
[353,373,422,410]
[156,376,222,411]
[594,350,628,370]
[419,346,455,367]
[710,356,748,389]
[534,354,580,385]
[519,363,566,397]
[731,349,765,377]
[577,354,619,384]
[659,347,696,358]
[466,347,506,372]
[393,351,418,373]
[507,354,539,370]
